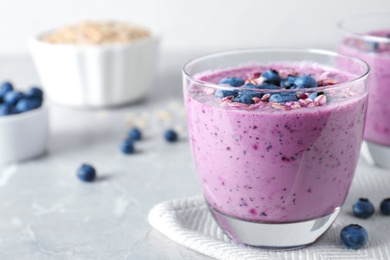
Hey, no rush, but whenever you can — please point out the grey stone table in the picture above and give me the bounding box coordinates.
[0,53,213,259]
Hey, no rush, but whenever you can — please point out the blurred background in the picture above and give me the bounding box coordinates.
[1,0,390,55]
[0,0,389,94]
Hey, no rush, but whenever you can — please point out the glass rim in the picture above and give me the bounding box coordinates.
[182,48,370,94]
[338,12,390,44]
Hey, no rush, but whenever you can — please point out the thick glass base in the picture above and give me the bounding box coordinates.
[366,141,390,169]
[209,206,341,249]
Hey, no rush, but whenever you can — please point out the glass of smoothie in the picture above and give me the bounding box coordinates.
[338,13,390,168]
[183,49,369,248]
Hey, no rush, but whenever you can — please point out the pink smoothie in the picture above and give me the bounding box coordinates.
[338,29,390,145]
[185,64,367,223]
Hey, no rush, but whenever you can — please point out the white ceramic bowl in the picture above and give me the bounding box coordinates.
[28,35,159,107]
[0,107,49,165]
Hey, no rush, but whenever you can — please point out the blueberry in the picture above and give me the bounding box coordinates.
[340,224,368,249]
[261,70,281,85]
[128,127,142,141]
[215,77,244,98]
[257,83,279,90]
[353,198,375,219]
[308,93,318,100]
[0,104,13,116]
[119,139,135,154]
[293,75,318,89]
[0,81,13,97]
[164,129,178,142]
[269,93,298,103]
[218,77,245,87]
[241,83,262,98]
[232,93,253,105]
[3,91,23,105]
[281,75,297,88]
[15,98,37,113]
[214,89,237,98]
[25,87,43,99]
[76,164,96,182]
[380,198,390,215]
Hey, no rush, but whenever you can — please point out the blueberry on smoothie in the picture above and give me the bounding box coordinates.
[308,92,318,100]
[340,224,368,249]
[257,83,279,90]
[353,198,375,219]
[164,129,178,142]
[215,77,244,98]
[281,75,298,88]
[241,83,262,98]
[269,93,298,102]
[219,77,245,87]
[293,75,318,89]
[380,198,390,215]
[261,69,281,85]
[233,93,253,105]
[120,139,135,154]
[76,164,96,182]
[0,104,12,116]
[3,91,23,105]
[128,127,142,141]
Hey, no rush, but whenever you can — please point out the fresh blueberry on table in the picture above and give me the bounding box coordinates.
[25,87,43,99]
[353,198,375,219]
[219,77,245,87]
[119,139,135,154]
[293,75,318,89]
[281,75,297,88]
[76,164,96,182]
[0,104,13,116]
[340,224,368,249]
[128,127,142,141]
[269,93,298,102]
[3,91,23,106]
[0,81,13,97]
[261,70,281,85]
[164,129,178,142]
[380,198,390,215]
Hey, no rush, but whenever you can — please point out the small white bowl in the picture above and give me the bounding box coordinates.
[28,35,159,107]
[0,107,49,165]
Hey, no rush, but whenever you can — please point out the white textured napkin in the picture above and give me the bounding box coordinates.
[149,147,390,260]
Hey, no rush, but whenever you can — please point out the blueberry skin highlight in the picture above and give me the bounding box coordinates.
[340,224,368,249]
[380,198,390,215]
[128,127,142,141]
[353,198,375,219]
[164,129,178,142]
[120,139,135,154]
[77,164,96,182]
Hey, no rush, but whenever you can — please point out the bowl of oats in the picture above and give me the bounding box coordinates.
[28,20,159,107]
